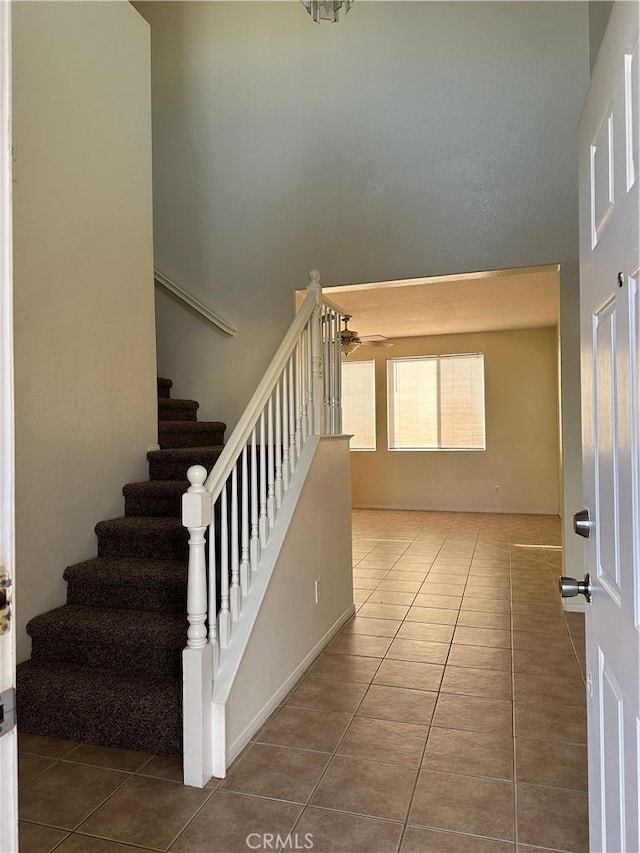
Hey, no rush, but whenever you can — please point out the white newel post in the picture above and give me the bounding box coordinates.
[308,270,324,435]
[182,466,213,787]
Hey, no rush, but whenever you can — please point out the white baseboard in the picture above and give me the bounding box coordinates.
[220,603,356,774]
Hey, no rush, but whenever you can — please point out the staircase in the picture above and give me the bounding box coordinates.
[16,378,225,757]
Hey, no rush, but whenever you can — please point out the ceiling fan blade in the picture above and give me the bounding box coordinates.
[363,340,394,348]
[359,334,389,342]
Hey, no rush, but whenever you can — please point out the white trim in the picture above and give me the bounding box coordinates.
[0,1,18,849]
[154,269,238,337]
[221,602,355,775]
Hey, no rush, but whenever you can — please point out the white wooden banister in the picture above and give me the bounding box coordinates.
[181,270,346,787]
[201,271,328,504]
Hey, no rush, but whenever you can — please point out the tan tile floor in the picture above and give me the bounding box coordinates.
[18,510,588,853]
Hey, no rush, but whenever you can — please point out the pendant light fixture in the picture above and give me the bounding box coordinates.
[300,0,354,24]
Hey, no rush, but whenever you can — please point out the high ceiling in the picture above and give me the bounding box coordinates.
[317,265,560,340]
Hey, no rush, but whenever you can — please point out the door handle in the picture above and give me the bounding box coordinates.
[573,509,592,538]
[559,573,592,603]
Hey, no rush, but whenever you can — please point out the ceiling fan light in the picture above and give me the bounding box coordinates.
[341,341,361,356]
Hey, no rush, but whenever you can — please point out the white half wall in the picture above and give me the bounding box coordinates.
[223,436,353,760]
[12,1,156,661]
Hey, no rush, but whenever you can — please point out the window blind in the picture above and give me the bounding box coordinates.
[388,354,485,450]
[341,360,376,450]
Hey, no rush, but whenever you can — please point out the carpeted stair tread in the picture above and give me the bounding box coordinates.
[123,480,187,518]
[64,558,187,612]
[157,377,173,399]
[95,516,188,561]
[28,604,186,647]
[158,398,199,422]
[28,605,186,677]
[17,660,182,755]
[147,445,223,481]
[158,420,226,449]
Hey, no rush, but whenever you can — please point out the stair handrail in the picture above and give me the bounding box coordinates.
[202,272,339,505]
[181,269,346,786]
[154,269,238,337]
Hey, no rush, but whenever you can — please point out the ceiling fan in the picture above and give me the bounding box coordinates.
[340,315,393,356]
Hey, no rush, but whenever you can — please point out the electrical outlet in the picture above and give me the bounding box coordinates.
[314,579,321,604]
[494,485,500,493]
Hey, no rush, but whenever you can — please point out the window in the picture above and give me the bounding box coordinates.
[387,354,485,450]
[341,360,376,450]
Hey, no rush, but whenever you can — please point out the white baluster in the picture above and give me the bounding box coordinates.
[301,328,309,444]
[335,313,343,434]
[230,465,240,621]
[274,379,283,508]
[240,446,250,596]
[207,510,219,676]
[267,396,276,527]
[332,310,339,433]
[288,356,297,473]
[259,411,268,546]
[218,487,231,647]
[250,426,260,572]
[183,466,211,651]
[310,278,324,435]
[282,367,290,491]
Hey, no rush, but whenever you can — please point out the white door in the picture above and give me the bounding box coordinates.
[0,1,18,851]
[578,2,640,851]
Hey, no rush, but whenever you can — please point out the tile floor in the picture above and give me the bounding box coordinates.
[18,510,588,853]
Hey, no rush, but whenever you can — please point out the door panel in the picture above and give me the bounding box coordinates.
[579,3,640,852]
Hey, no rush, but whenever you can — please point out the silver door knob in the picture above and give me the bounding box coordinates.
[559,573,592,603]
[573,509,592,538]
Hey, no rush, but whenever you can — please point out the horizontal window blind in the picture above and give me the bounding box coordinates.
[342,360,376,450]
[388,354,485,450]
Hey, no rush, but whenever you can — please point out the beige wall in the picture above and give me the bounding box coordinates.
[349,328,560,514]
[12,1,157,661]
[135,1,589,433]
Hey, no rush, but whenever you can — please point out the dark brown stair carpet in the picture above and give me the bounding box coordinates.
[158,420,226,449]
[17,661,182,755]
[147,445,224,481]
[17,378,223,758]
[123,480,187,518]
[158,398,199,422]
[157,376,173,399]
[96,517,188,561]
[64,558,187,612]
[28,605,187,678]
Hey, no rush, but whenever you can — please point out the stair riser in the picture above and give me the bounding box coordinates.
[158,428,225,449]
[148,459,217,481]
[17,665,181,756]
[97,532,188,561]
[124,492,183,518]
[158,404,198,422]
[30,638,182,679]
[66,582,186,613]
[157,378,173,400]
